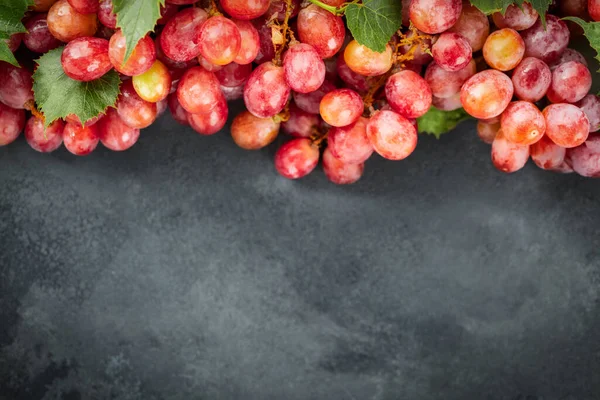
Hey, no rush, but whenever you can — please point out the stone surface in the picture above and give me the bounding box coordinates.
[1,106,600,400]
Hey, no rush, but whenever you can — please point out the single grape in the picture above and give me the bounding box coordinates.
[117,80,158,129]
[267,0,301,21]
[591,0,600,21]
[500,101,545,145]
[155,36,198,70]
[199,16,241,66]
[447,3,489,52]
[344,40,393,77]
[157,3,179,25]
[6,34,23,53]
[63,122,99,155]
[460,70,514,119]
[492,2,538,30]
[297,5,345,59]
[61,37,111,82]
[399,28,433,64]
[385,70,432,119]
[274,138,320,179]
[511,57,551,102]
[0,103,25,146]
[576,94,600,133]
[47,0,97,42]
[425,59,476,99]
[476,120,500,144]
[252,17,276,64]
[220,84,244,101]
[293,80,336,115]
[160,8,208,62]
[25,116,64,153]
[188,99,228,136]
[32,0,59,12]
[530,135,566,170]
[167,93,190,125]
[67,0,98,14]
[319,89,363,127]
[23,13,62,54]
[214,62,252,87]
[548,48,588,70]
[233,19,260,65]
[547,61,591,104]
[366,110,417,161]
[98,0,117,29]
[432,32,472,72]
[244,61,290,118]
[283,43,326,94]
[231,111,280,150]
[109,31,156,76]
[98,108,141,151]
[336,55,369,92]
[482,28,525,71]
[177,66,224,114]
[568,135,600,177]
[409,0,462,34]
[322,147,364,185]
[327,117,373,164]
[432,93,462,111]
[132,60,172,103]
[220,0,270,20]
[491,130,530,173]
[543,103,590,148]
[281,103,320,138]
[0,62,34,110]
[521,15,569,64]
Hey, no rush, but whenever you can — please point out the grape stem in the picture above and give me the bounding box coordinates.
[306,0,351,15]
[272,0,296,66]
[310,128,329,148]
[273,101,291,123]
[207,0,222,17]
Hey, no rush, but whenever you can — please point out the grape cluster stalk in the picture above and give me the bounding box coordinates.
[2,0,600,182]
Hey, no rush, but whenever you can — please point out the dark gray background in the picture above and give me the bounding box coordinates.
[1,103,599,400]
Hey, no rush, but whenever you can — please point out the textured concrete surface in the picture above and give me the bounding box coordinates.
[1,104,600,400]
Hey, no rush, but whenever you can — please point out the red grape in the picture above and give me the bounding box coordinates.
[274,138,320,179]
[98,108,141,151]
[244,61,290,118]
[500,101,545,145]
[160,8,208,62]
[220,0,270,20]
[0,103,25,146]
[476,120,500,144]
[156,98,167,116]
[117,80,158,129]
[460,70,514,119]
[322,147,364,185]
[167,93,190,125]
[188,99,228,136]
[547,61,591,104]
[0,62,34,110]
[281,103,320,138]
[575,94,600,133]
[409,0,462,34]
[166,0,197,4]
[385,70,432,119]
[344,40,393,77]
[132,60,172,103]
[199,16,241,66]
[327,117,373,164]
[591,0,600,21]
[491,130,530,173]
[197,55,223,72]
[6,34,23,53]
[220,84,244,101]
[155,35,198,70]
[530,135,566,170]
[233,19,259,65]
[511,57,551,102]
[492,2,538,30]
[231,111,280,150]
[61,37,111,81]
[425,59,476,99]
[66,113,102,127]
[548,48,588,70]
[543,103,590,148]
[157,3,179,25]
[25,116,64,152]
[177,66,224,114]
[67,0,98,14]
[432,93,462,111]
[23,13,62,53]
[293,80,336,115]
[297,5,345,59]
[98,0,117,29]
[47,0,98,42]
[33,0,59,12]
[482,28,525,71]
[214,62,252,87]
[447,3,489,52]
[432,32,472,72]
[63,122,99,155]
[521,15,569,64]
[252,17,276,64]
[109,31,156,76]
[366,110,417,161]
[568,135,600,177]
[399,29,433,64]
[267,0,301,21]
[319,88,363,127]
[283,43,326,94]
[336,55,369,92]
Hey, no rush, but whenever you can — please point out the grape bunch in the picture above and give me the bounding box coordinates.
[1,0,600,183]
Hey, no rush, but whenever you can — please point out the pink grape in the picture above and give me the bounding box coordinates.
[214,62,252,87]
[220,84,244,101]
[492,2,538,30]
[98,0,117,29]
[399,29,433,64]
[460,70,513,119]
[568,135,600,177]
[548,48,588,70]
[23,13,62,53]
[155,36,198,70]
[432,32,472,72]
[591,0,600,21]
[252,17,275,64]
[157,3,179,24]
[530,135,566,170]
[199,16,241,66]
[366,110,417,161]
[293,80,337,115]
[65,113,102,127]
[482,28,525,71]
[167,93,190,125]
[409,0,462,34]
[63,122,99,155]
[297,4,345,59]
[543,103,590,148]
[344,40,393,77]
[511,57,551,102]
[231,111,280,150]
[243,62,290,118]
[425,59,476,99]
[491,130,530,173]
[177,66,224,114]
[447,3,489,52]
[281,103,320,138]
[109,31,156,76]
[521,15,569,64]
[0,102,25,146]
[283,43,326,94]
[336,55,369,92]
[197,55,222,72]
[0,62,34,110]
[233,19,260,65]
[327,117,373,164]
[500,101,545,145]
[98,108,141,151]
[160,8,208,62]
[319,89,363,127]
[188,99,228,136]
[575,94,600,132]
[220,0,270,20]
[385,70,432,119]
[432,93,462,111]
[476,120,500,144]
[547,61,592,104]
[117,80,158,129]
[274,138,320,179]
[67,0,98,14]
[47,0,97,42]
[322,147,364,185]
[61,37,111,81]
[267,0,301,21]
[25,116,64,152]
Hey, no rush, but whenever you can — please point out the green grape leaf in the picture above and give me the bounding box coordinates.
[345,0,402,53]
[32,47,121,127]
[0,0,33,67]
[417,107,472,139]
[112,0,165,63]
[563,17,600,71]
[468,0,550,25]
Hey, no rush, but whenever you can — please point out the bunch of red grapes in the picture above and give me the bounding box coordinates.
[1,0,600,183]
